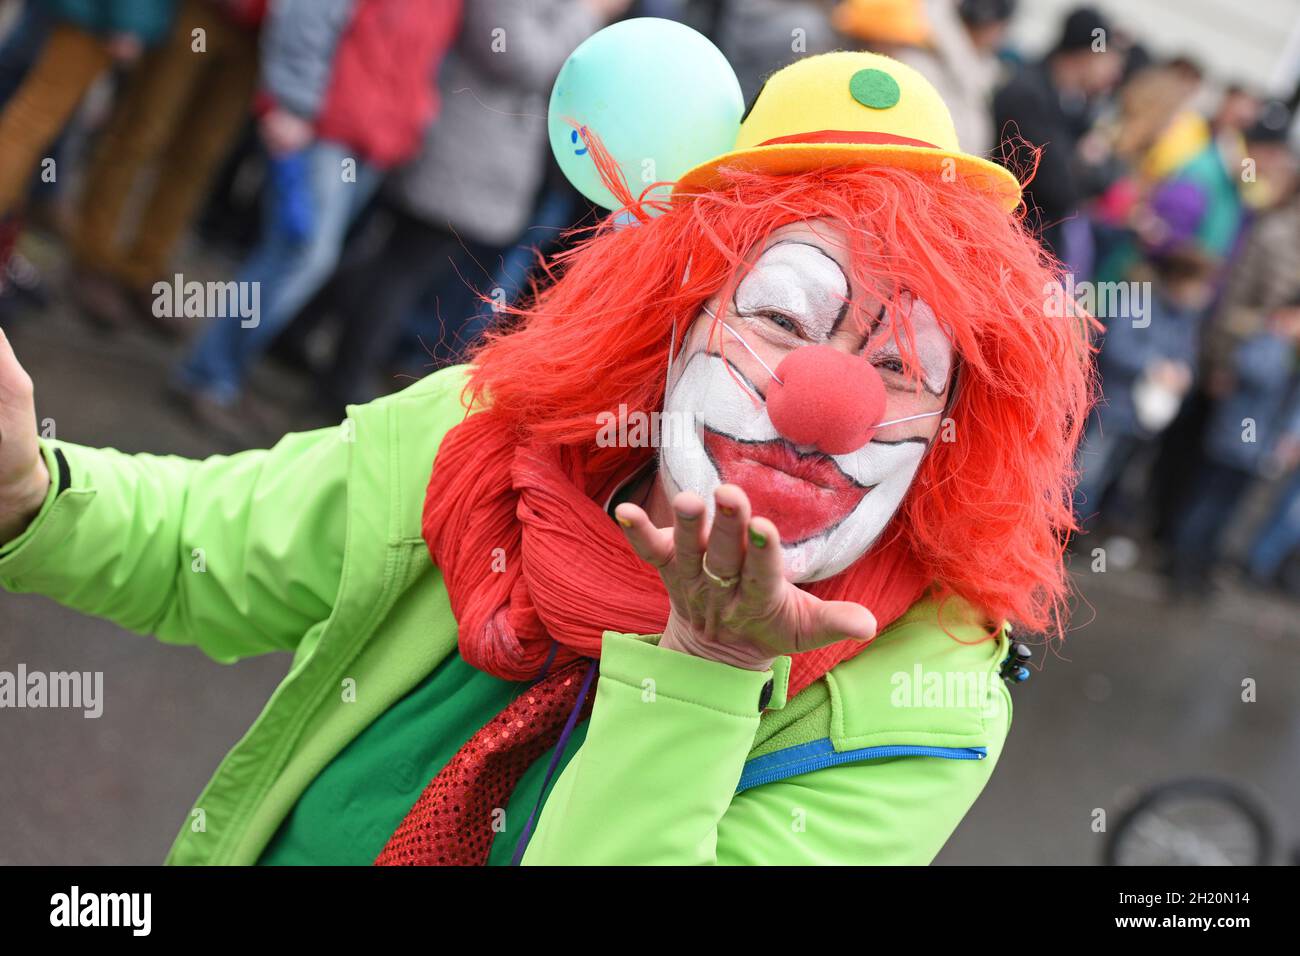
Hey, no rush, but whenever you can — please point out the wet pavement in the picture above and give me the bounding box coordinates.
[1,245,1297,864]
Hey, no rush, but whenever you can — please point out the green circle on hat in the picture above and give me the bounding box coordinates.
[849,68,900,110]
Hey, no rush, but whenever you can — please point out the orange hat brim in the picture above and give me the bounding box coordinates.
[672,142,1023,213]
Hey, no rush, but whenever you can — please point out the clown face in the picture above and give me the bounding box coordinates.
[659,219,954,582]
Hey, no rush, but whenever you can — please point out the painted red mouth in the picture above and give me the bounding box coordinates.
[701,428,871,543]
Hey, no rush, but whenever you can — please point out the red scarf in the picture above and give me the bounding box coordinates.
[422,411,931,701]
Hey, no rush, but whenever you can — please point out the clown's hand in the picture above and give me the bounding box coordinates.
[0,327,49,545]
[615,484,877,672]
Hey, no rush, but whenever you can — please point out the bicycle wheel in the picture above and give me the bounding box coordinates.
[1105,778,1275,866]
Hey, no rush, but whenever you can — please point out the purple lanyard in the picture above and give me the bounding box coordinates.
[509,655,599,865]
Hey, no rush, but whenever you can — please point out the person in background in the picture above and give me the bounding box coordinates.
[834,0,1015,157]
[0,0,178,216]
[1206,113,1300,590]
[1245,382,1300,589]
[0,0,178,312]
[445,0,697,361]
[1087,64,1205,281]
[1102,65,1205,190]
[1074,236,1214,530]
[67,0,267,338]
[1166,306,1300,599]
[993,5,1123,262]
[1205,165,1300,369]
[298,0,630,414]
[1232,102,1300,217]
[1091,73,1291,292]
[174,0,462,437]
[1210,84,1261,176]
[0,2,64,224]
[0,2,50,107]
[715,0,839,105]
[391,159,593,385]
[1211,180,1300,592]
[1144,117,1298,541]
[0,2,62,321]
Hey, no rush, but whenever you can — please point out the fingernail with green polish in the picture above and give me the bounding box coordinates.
[748,525,767,548]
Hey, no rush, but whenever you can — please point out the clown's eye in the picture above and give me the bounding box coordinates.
[873,355,906,375]
[758,310,801,335]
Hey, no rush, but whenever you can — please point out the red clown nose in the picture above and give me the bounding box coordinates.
[766,344,887,455]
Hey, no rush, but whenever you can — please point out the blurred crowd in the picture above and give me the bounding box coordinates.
[0,0,1298,601]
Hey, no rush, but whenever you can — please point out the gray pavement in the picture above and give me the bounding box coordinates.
[1,252,1297,865]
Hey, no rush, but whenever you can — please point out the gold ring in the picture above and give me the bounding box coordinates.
[701,553,739,589]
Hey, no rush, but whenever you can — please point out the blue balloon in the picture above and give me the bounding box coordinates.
[548,18,743,213]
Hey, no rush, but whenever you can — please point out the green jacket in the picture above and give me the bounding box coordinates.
[0,366,1013,865]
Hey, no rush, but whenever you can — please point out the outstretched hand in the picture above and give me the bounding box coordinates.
[0,327,49,544]
[614,483,877,672]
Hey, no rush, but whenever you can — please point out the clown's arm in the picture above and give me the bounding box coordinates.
[0,434,347,661]
[522,631,1008,866]
[0,336,347,662]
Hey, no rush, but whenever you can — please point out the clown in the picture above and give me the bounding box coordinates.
[0,41,1092,865]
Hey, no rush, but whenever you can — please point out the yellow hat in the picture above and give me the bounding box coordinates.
[673,51,1022,212]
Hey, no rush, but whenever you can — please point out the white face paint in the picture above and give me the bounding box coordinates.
[658,220,954,582]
